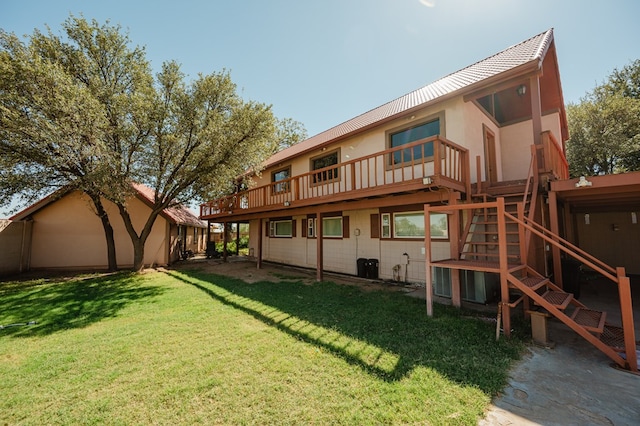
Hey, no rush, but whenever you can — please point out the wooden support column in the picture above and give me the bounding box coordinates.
[548,190,563,288]
[497,197,511,337]
[316,213,323,282]
[618,267,638,372]
[256,218,263,269]
[222,222,228,262]
[530,76,543,146]
[235,222,240,255]
[424,205,433,316]
[449,192,461,308]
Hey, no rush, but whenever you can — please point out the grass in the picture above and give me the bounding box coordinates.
[0,268,525,425]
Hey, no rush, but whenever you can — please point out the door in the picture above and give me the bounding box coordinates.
[483,126,498,186]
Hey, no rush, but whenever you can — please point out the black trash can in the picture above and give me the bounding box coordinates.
[357,258,368,278]
[561,258,582,299]
[366,258,379,279]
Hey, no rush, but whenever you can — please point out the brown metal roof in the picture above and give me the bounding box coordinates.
[11,183,206,228]
[265,29,554,169]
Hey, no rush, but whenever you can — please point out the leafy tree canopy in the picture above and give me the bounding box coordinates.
[0,16,306,270]
[566,59,640,176]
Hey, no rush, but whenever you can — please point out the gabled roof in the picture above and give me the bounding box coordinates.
[265,29,555,169]
[132,183,206,228]
[10,183,206,228]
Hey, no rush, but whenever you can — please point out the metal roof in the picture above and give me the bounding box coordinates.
[265,29,554,168]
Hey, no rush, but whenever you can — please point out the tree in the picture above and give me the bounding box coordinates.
[0,16,306,271]
[0,25,122,270]
[566,60,640,176]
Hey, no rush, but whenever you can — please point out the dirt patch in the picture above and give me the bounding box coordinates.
[173,256,421,295]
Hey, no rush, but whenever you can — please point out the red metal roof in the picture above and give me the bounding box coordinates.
[265,29,554,168]
[10,183,205,228]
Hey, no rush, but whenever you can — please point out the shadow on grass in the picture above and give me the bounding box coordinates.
[168,269,525,395]
[0,273,165,337]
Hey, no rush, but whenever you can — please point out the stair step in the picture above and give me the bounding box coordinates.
[599,325,626,350]
[570,308,607,334]
[465,242,521,248]
[462,252,520,258]
[512,276,549,291]
[540,290,573,310]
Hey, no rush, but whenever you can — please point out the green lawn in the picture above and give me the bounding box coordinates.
[0,268,524,425]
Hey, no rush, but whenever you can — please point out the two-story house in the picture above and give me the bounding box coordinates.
[201,29,637,372]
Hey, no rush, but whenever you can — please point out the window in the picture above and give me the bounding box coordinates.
[269,220,292,237]
[389,118,441,164]
[311,150,339,184]
[322,217,342,238]
[384,211,448,240]
[271,166,291,194]
[305,216,345,238]
[381,213,391,238]
[394,212,425,238]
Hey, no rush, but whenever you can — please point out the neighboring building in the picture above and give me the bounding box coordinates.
[3,184,205,273]
[201,29,637,372]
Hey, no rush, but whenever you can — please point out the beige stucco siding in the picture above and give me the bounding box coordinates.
[28,191,169,269]
[0,221,31,275]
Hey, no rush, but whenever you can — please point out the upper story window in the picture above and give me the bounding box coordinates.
[311,150,340,184]
[389,116,441,165]
[271,166,291,194]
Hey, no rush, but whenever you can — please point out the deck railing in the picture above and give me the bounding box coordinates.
[537,130,569,180]
[201,136,470,217]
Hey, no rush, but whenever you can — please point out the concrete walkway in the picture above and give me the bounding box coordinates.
[480,321,640,425]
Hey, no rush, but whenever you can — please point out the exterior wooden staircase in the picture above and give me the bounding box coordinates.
[424,196,638,373]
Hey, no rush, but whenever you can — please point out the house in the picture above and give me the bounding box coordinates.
[2,184,206,274]
[201,29,637,372]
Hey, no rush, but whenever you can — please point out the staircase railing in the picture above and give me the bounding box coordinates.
[505,205,637,372]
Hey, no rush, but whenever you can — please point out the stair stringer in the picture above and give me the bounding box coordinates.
[507,272,628,369]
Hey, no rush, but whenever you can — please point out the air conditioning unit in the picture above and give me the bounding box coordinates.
[432,266,452,297]
[461,270,499,304]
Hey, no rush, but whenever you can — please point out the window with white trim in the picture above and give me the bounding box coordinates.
[382,211,448,240]
[269,220,292,237]
[306,216,343,238]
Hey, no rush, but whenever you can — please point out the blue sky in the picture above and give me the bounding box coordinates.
[1,0,639,214]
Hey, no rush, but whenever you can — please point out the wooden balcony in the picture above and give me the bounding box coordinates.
[201,136,471,219]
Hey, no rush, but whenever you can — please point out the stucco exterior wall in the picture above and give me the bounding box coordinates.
[253,208,454,284]
[0,220,31,276]
[27,191,169,270]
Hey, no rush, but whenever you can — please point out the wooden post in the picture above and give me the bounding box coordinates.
[497,197,511,337]
[617,267,638,372]
[530,76,542,146]
[548,190,563,288]
[424,204,433,316]
[476,155,482,195]
[223,222,228,262]
[257,219,263,269]
[449,192,461,308]
[316,213,323,282]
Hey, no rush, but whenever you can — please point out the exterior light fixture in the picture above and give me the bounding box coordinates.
[575,176,593,187]
[584,214,590,225]
[422,176,432,185]
[632,212,637,224]
[284,201,291,207]
[516,84,527,96]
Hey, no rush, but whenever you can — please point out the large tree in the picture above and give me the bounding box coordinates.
[0,16,305,271]
[566,60,640,176]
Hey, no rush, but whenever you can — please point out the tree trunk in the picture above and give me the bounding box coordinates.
[87,191,118,271]
[117,203,161,272]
